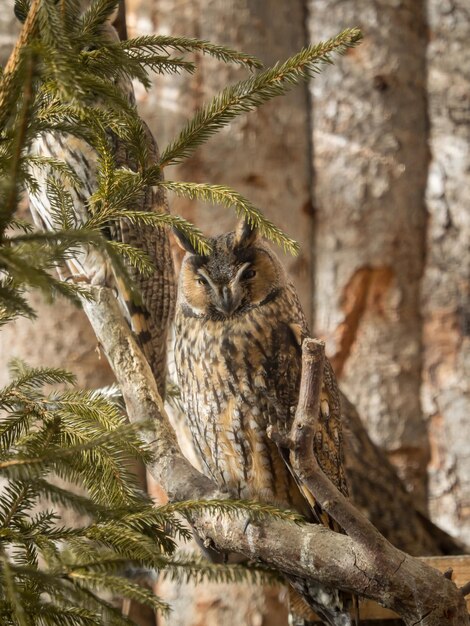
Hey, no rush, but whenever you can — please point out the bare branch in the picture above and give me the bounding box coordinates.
[289,339,385,549]
[444,568,454,580]
[461,581,470,598]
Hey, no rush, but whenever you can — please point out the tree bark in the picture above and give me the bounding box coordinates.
[307,0,429,506]
[423,0,470,547]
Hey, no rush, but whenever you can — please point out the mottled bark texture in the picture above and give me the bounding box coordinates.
[308,0,429,506]
[424,0,470,546]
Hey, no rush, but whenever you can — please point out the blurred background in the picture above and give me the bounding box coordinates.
[1,1,469,624]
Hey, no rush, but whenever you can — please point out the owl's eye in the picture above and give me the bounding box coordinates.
[241,268,256,280]
[197,276,208,286]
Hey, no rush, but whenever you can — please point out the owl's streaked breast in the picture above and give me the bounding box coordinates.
[174,293,307,512]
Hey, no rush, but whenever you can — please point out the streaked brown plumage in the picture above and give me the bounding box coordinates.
[174,220,352,626]
[26,17,175,396]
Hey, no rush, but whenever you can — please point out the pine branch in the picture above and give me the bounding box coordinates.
[78,0,120,39]
[161,498,305,525]
[119,35,262,70]
[159,180,299,254]
[0,0,40,117]
[82,46,196,88]
[1,557,29,626]
[159,28,362,167]
[69,571,170,614]
[2,48,35,225]
[160,553,279,586]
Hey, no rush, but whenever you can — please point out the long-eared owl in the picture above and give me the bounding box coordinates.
[174,220,352,626]
[25,7,174,396]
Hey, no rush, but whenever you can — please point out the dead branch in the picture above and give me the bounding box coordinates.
[80,285,469,626]
[289,339,391,550]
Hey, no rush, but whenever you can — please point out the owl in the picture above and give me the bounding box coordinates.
[174,219,353,626]
[24,9,175,396]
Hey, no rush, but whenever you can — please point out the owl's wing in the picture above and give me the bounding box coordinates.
[269,286,349,518]
[107,121,175,395]
[271,302,356,625]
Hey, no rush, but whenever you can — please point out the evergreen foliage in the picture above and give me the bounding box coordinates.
[0,1,361,623]
[0,363,292,625]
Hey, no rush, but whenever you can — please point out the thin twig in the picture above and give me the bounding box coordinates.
[0,0,40,112]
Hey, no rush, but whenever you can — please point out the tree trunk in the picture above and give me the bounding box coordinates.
[307,0,429,507]
[423,0,470,546]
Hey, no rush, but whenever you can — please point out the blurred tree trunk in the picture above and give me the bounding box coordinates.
[307,0,429,508]
[423,0,470,546]
[0,290,115,390]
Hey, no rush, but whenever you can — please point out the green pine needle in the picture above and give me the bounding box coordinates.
[119,35,262,71]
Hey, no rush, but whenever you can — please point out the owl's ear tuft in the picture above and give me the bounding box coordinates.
[173,228,198,254]
[234,219,259,249]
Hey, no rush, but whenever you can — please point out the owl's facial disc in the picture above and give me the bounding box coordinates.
[198,262,252,316]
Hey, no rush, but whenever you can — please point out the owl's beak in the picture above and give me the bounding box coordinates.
[217,285,240,316]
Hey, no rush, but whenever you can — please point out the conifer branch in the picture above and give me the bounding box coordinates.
[159,28,362,167]
[159,180,299,254]
[0,0,40,114]
[119,35,262,70]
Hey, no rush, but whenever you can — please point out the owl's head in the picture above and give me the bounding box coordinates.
[176,220,287,320]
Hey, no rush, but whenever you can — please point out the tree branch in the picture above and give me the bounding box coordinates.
[289,339,386,550]
[80,285,469,626]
